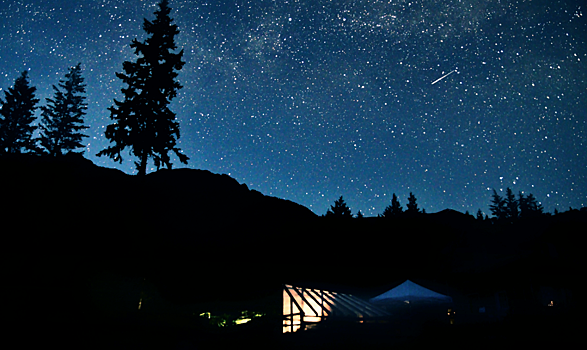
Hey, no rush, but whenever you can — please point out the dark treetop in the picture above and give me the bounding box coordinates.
[97,0,187,175]
[0,71,40,154]
[39,63,89,156]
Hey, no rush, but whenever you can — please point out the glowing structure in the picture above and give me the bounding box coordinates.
[283,284,389,333]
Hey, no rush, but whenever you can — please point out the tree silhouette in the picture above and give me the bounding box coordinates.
[489,189,506,220]
[406,192,420,215]
[519,192,544,218]
[326,196,353,218]
[505,187,519,219]
[97,0,188,175]
[528,194,544,216]
[476,209,484,220]
[382,193,403,217]
[0,71,40,154]
[39,63,89,156]
[355,210,364,219]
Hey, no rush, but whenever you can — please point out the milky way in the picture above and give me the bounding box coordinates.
[1,0,585,216]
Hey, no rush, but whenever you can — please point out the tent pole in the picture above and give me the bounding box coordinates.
[321,289,324,318]
[301,287,305,331]
[290,294,294,333]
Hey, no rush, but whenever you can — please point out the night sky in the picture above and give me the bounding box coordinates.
[1,0,585,216]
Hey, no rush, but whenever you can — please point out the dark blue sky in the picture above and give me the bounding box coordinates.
[1,0,585,216]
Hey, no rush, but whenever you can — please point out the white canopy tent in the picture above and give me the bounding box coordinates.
[370,280,453,305]
[369,280,454,326]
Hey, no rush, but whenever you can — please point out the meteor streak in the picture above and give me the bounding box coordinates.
[431,70,456,85]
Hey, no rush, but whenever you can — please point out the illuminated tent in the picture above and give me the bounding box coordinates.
[369,280,453,325]
[283,284,389,333]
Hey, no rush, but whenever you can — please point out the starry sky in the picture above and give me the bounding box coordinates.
[1,0,585,216]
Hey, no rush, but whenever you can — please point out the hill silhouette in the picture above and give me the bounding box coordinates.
[2,152,318,291]
[2,154,584,349]
[3,154,584,297]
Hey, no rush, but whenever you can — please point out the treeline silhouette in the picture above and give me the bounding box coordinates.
[325,188,579,221]
[324,192,425,219]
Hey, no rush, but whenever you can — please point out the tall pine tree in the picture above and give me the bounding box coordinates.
[519,192,544,218]
[505,187,519,219]
[326,196,353,218]
[39,63,88,156]
[518,192,529,218]
[489,189,507,220]
[97,0,188,175]
[527,194,544,216]
[406,192,420,215]
[382,193,403,217]
[0,71,40,154]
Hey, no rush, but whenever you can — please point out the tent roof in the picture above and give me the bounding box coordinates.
[369,280,453,304]
[285,284,389,318]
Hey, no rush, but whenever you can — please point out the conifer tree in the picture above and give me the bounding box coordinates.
[489,189,506,220]
[382,193,403,217]
[526,193,544,217]
[39,63,88,156]
[505,187,519,219]
[0,71,40,154]
[97,0,188,175]
[326,196,353,218]
[518,192,528,217]
[518,192,544,218]
[476,209,484,220]
[406,192,420,215]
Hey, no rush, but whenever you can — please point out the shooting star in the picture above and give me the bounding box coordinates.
[431,70,456,85]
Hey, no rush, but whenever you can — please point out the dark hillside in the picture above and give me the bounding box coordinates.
[2,154,584,349]
[1,154,318,348]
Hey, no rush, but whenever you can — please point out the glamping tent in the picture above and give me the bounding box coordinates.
[283,284,389,333]
[370,280,453,304]
[369,280,454,325]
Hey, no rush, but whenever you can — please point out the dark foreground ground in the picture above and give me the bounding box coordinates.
[20,309,579,350]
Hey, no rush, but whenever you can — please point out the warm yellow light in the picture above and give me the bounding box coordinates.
[138,298,142,310]
[235,318,251,325]
[304,316,321,322]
